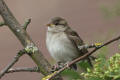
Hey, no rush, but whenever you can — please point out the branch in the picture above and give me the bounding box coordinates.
[0,0,52,76]
[78,43,102,50]
[6,67,39,73]
[0,21,5,26]
[0,0,62,79]
[47,35,120,80]
[22,18,31,30]
[0,49,25,78]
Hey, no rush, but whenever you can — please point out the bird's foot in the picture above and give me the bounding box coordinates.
[64,62,70,69]
[51,62,71,72]
[51,62,64,72]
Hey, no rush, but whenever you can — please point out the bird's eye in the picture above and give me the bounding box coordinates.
[55,22,59,25]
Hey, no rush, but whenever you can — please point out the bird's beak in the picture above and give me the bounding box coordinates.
[46,23,55,27]
[46,23,51,26]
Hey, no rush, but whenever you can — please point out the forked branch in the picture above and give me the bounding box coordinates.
[0,49,25,78]
[0,0,63,79]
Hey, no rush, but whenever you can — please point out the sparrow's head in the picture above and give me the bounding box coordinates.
[47,17,69,32]
[47,17,68,27]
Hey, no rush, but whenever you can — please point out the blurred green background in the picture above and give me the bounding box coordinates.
[0,0,120,80]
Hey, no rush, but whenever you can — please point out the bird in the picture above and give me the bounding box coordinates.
[46,17,92,70]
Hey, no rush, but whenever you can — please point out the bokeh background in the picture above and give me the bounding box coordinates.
[0,0,120,80]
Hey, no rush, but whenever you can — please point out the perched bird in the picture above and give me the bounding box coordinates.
[46,17,92,70]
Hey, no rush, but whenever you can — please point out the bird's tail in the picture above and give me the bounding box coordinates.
[70,64,77,70]
[86,57,93,67]
[71,56,95,70]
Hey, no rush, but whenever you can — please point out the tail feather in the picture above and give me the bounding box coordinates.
[87,57,93,67]
[71,64,77,70]
[70,57,93,71]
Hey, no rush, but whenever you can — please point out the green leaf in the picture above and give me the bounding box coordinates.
[61,69,81,80]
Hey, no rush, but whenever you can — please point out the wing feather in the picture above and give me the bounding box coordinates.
[65,28,88,54]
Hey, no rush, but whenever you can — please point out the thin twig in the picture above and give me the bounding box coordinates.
[78,43,101,50]
[0,49,25,79]
[23,18,31,30]
[48,35,120,80]
[7,67,39,73]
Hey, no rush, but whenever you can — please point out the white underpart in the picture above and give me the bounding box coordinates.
[46,28,80,63]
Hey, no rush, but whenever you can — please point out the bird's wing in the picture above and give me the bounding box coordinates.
[65,28,93,67]
[65,28,88,54]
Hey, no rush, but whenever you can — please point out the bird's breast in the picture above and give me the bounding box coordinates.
[46,32,79,63]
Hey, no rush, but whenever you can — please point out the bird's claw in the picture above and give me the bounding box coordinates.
[64,62,70,69]
[51,62,64,72]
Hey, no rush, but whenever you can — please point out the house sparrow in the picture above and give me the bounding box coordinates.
[46,17,92,70]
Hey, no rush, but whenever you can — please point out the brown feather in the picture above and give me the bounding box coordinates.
[65,28,88,55]
[65,28,93,67]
